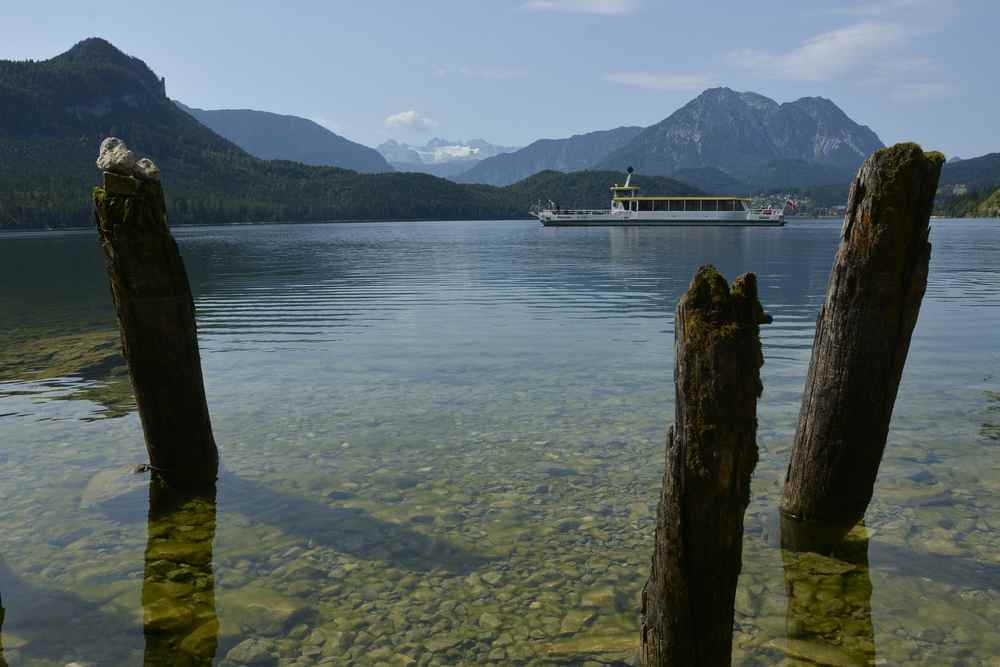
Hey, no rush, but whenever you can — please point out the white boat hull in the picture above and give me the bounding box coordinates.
[536,210,784,227]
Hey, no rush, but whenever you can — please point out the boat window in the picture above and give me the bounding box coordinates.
[704,200,718,212]
[638,200,653,212]
[685,200,700,212]
[669,200,683,211]
[735,200,746,211]
[719,199,734,212]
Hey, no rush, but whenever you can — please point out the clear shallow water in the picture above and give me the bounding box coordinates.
[0,219,998,666]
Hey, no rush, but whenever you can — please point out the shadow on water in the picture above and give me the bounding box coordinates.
[218,472,493,575]
[142,479,219,666]
[0,478,218,665]
[780,525,876,666]
[0,555,141,663]
[94,468,492,576]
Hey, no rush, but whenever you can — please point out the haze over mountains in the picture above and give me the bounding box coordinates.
[377,138,521,178]
[175,102,393,173]
[455,127,643,187]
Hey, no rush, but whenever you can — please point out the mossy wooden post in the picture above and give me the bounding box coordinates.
[780,144,944,548]
[93,170,218,488]
[640,266,768,667]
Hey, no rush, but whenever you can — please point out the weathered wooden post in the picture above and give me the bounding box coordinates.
[781,144,944,547]
[142,479,218,665]
[640,266,769,667]
[92,138,218,488]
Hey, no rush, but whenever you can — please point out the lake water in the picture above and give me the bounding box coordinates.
[0,219,998,666]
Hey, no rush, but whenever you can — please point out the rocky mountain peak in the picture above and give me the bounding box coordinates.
[50,37,166,98]
[597,87,884,181]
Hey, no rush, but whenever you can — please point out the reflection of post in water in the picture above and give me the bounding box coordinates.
[780,522,876,665]
[1,595,7,667]
[142,477,218,666]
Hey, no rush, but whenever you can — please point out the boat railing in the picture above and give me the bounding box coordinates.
[541,209,619,217]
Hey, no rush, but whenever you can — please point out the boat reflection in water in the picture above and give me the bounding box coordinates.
[780,525,876,665]
[142,479,218,666]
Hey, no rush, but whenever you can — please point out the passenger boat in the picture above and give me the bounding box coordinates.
[533,168,785,227]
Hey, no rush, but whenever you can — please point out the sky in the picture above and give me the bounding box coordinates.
[2,0,996,158]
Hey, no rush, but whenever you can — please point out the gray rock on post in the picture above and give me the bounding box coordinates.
[95,137,161,182]
[96,137,137,175]
[135,157,161,181]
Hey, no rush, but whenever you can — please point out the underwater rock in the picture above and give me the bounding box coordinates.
[218,586,308,636]
[225,637,276,664]
[541,634,637,664]
[559,608,595,635]
[767,638,866,666]
[179,619,220,658]
[142,597,192,633]
[478,611,502,631]
[424,635,462,652]
[79,465,149,510]
[481,571,503,586]
[580,587,616,609]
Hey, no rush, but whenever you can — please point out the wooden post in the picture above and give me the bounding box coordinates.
[93,166,218,488]
[781,144,944,546]
[641,266,768,667]
[142,479,218,664]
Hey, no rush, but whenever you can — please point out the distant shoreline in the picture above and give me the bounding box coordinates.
[0,216,535,234]
[3,216,995,237]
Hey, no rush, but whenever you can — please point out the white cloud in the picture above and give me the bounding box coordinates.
[433,65,528,80]
[603,72,716,91]
[730,22,906,81]
[384,110,437,132]
[521,0,638,15]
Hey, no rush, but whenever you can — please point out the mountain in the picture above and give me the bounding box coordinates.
[174,102,392,173]
[377,138,520,177]
[938,152,1000,191]
[0,38,648,229]
[456,127,643,186]
[507,170,700,209]
[936,153,1000,216]
[388,160,482,179]
[972,188,1000,217]
[669,167,746,195]
[378,140,424,165]
[596,88,884,187]
[0,39,509,227]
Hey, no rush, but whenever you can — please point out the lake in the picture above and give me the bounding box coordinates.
[0,219,998,666]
